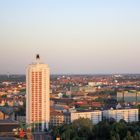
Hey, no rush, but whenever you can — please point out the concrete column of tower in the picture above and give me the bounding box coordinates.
[26,54,50,131]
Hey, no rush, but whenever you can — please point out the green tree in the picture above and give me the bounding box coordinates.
[4,102,9,107]
[116,133,120,140]
[111,136,117,140]
[97,120,111,139]
[133,132,140,140]
[72,118,93,140]
[124,131,134,140]
[1,94,7,98]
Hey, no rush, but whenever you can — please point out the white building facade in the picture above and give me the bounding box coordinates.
[26,55,50,131]
[71,111,102,124]
[103,108,139,122]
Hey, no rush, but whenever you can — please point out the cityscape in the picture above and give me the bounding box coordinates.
[0,54,140,139]
[1,0,140,140]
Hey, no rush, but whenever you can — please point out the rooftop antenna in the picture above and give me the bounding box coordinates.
[36,54,40,63]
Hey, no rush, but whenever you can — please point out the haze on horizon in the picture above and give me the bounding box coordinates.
[0,0,140,74]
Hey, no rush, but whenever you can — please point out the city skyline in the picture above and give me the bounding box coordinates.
[0,0,140,74]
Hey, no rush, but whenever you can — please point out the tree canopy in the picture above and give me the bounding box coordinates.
[53,119,140,140]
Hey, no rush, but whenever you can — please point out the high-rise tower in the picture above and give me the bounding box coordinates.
[26,54,50,131]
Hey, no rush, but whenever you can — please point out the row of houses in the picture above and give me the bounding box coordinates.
[0,107,138,128]
[50,108,139,127]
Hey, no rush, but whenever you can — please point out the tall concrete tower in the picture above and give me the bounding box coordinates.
[26,54,50,131]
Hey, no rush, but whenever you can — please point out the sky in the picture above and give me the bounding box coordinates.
[0,0,140,74]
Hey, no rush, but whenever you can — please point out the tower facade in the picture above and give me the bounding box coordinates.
[26,55,50,131]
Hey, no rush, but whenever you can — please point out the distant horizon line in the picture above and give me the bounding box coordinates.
[1,73,140,76]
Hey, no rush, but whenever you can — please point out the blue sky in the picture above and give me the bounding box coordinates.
[0,0,140,74]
